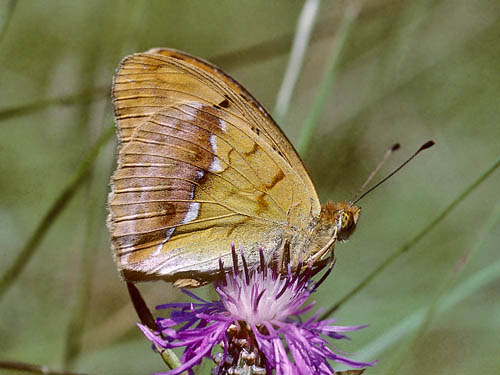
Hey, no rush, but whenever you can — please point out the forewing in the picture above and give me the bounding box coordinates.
[149,48,321,216]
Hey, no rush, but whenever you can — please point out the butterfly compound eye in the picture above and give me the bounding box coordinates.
[336,205,360,241]
[341,211,352,230]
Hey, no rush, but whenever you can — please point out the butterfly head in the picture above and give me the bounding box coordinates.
[301,202,361,267]
[320,202,361,242]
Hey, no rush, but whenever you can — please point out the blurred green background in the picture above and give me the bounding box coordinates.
[1,1,499,374]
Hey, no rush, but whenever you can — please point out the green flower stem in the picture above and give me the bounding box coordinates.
[126,282,184,372]
[157,345,184,373]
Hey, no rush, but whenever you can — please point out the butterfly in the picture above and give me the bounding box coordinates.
[107,48,360,287]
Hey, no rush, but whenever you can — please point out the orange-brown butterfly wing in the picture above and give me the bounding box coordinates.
[108,49,321,285]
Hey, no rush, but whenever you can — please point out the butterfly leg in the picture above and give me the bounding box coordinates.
[310,225,339,265]
[279,239,291,273]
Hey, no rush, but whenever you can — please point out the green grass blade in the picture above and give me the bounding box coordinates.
[296,1,363,157]
[0,359,89,375]
[354,249,500,365]
[273,0,321,124]
[321,154,500,318]
[64,135,115,369]
[384,191,500,372]
[0,87,109,121]
[0,0,17,44]
[0,125,115,301]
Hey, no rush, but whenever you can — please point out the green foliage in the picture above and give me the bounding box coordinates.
[1,1,499,374]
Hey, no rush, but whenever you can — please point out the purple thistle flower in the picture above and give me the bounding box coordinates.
[139,247,375,375]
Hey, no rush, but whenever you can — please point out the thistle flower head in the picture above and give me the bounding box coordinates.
[139,246,375,375]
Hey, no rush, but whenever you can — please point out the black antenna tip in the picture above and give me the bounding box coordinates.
[391,143,401,152]
[418,140,435,152]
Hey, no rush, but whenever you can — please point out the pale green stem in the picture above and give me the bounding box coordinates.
[0,0,16,44]
[296,1,363,157]
[273,0,321,124]
[157,345,184,372]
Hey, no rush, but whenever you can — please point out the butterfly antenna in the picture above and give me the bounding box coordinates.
[349,143,401,206]
[349,140,435,207]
